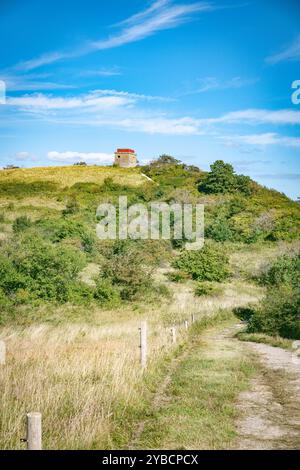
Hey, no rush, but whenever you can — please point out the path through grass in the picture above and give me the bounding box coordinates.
[133,313,257,449]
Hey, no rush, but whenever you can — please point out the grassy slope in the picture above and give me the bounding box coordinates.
[0,165,299,449]
[0,165,145,187]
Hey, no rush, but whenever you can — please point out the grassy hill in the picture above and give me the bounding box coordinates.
[0,158,300,449]
[0,165,145,187]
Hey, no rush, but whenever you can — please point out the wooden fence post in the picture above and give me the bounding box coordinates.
[26,412,42,450]
[191,313,195,324]
[185,320,188,330]
[139,321,147,369]
[0,341,5,365]
[171,327,176,344]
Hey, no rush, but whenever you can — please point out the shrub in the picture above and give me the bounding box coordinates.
[1,237,87,303]
[258,254,300,288]
[0,254,27,293]
[195,282,223,296]
[167,270,189,283]
[205,217,235,242]
[233,306,256,322]
[173,243,230,282]
[12,216,32,233]
[247,285,300,339]
[68,282,94,305]
[94,279,120,306]
[0,287,12,310]
[199,160,252,195]
[101,240,153,300]
[63,197,80,215]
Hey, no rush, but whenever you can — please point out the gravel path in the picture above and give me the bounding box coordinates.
[235,340,300,449]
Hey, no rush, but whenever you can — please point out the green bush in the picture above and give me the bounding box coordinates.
[167,270,189,283]
[259,254,300,287]
[94,279,120,306]
[195,282,223,296]
[12,216,32,233]
[101,240,153,300]
[0,181,57,197]
[199,160,253,195]
[63,197,80,215]
[205,217,235,242]
[233,306,256,322]
[0,254,27,293]
[173,243,230,282]
[68,282,94,305]
[0,236,87,303]
[247,285,300,339]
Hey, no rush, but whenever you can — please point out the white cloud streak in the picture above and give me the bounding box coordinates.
[266,35,300,65]
[7,91,135,110]
[187,76,258,94]
[223,133,300,148]
[207,108,300,125]
[13,1,214,71]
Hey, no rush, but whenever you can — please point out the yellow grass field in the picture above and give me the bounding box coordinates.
[0,165,146,188]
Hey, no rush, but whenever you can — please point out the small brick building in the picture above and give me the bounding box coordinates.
[114,148,137,168]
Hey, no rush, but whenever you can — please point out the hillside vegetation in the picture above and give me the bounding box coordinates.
[0,155,299,449]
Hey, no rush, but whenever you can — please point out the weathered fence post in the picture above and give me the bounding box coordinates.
[139,321,147,369]
[191,313,195,324]
[26,412,42,450]
[171,327,176,344]
[0,340,5,365]
[185,320,188,330]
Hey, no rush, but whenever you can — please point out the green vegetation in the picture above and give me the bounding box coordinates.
[195,281,223,297]
[1,158,300,450]
[236,331,294,350]
[173,243,230,282]
[0,157,299,327]
[235,252,300,339]
[199,160,254,195]
[136,312,256,449]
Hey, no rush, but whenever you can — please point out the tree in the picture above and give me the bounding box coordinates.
[150,154,181,166]
[199,160,253,195]
[199,160,237,194]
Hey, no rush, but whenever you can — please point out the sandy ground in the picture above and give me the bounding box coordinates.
[235,340,300,449]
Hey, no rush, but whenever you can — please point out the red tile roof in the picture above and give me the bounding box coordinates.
[116,148,135,153]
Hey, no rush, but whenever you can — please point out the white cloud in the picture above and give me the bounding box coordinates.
[12,1,214,71]
[91,1,213,51]
[47,151,114,164]
[266,35,300,65]
[5,89,171,113]
[7,91,134,110]
[14,151,32,160]
[114,116,203,134]
[207,108,300,125]
[188,76,258,94]
[223,133,300,148]
[79,68,122,77]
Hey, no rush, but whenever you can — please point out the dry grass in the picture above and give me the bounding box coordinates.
[0,166,145,188]
[0,316,188,449]
[0,269,263,450]
[229,240,300,279]
[0,242,268,450]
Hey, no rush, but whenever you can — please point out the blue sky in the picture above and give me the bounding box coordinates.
[0,0,300,198]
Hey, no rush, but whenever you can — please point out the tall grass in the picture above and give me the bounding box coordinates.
[0,313,187,449]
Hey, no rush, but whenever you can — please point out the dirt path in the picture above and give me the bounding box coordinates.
[235,340,300,449]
